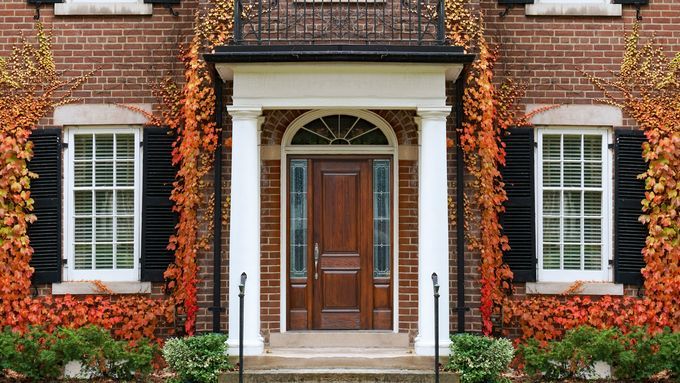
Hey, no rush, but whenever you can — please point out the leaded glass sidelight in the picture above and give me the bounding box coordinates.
[289,160,308,279]
[291,115,389,146]
[373,160,391,278]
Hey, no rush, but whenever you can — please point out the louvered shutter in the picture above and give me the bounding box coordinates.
[141,127,177,282]
[614,130,647,285]
[28,129,63,284]
[500,127,536,282]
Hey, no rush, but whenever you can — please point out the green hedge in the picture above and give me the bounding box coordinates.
[518,326,680,381]
[162,333,232,383]
[0,325,157,381]
[447,333,514,383]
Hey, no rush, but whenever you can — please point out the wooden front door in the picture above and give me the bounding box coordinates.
[287,158,393,331]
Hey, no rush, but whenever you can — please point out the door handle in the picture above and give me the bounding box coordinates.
[314,242,319,280]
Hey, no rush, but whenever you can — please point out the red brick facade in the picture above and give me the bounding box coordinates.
[2,0,677,337]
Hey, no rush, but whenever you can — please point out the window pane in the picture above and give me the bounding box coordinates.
[584,192,602,216]
[543,217,560,242]
[543,163,561,187]
[116,134,135,159]
[95,161,114,187]
[584,245,601,270]
[74,244,92,269]
[584,162,602,187]
[563,162,582,187]
[74,191,92,215]
[584,219,601,243]
[95,134,114,159]
[373,160,391,278]
[290,115,389,146]
[289,160,307,279]
[563,191,581,216]
[95,190,113,215]
[74,162,93,187]
[116,244,134,269]
[543,190,560,216]
[95,217,113,242]
[542,135,561,160]
[116,162,135,187]
[564,218,581,243]
[563,244,582,270]
[583,136,602,161]
[543,244,560,269]
[117,217,134,242]
[74,218,92,242]
[95,244,113,269]
[116,190,134,214]
[74,135,93,160]
[563,135,581,161]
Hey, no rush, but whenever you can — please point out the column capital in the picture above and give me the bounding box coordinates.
[228,106,262,120]
[416,106,451,120]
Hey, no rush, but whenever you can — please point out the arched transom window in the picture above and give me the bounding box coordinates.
[290,114,389,145]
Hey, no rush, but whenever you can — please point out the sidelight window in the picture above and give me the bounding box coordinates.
[373,160,391,278]
[289,159,308,279]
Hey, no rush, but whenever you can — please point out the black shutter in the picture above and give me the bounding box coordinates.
[141,127,178,282]
[498,0,534,4]
[500,127,536,282]
[27,0,63,3]
[143,0,180,4]
[614,130,647,285]
[28,129,62,284]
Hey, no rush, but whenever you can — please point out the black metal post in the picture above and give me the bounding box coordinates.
[432,273,440,383]
[239,272,247,383]
[211,66,224,333]
[437,0,445,44]
[455,76,468,333]
[234,0,242,43]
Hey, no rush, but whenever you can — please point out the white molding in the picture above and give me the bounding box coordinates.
[63,126,142,282]
[52,281,151,295]
[279,109,401,333]
[527,104,623,127]
[526,2,622,17]
[54,104,153,126]
[55,1,152,16]
[526,282,623,296]
[535,127,612,283]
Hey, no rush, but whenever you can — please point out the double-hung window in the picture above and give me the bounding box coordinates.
[65,128,141,281]
[536,128,611,282]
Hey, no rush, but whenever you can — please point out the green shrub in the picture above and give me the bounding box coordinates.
[519,326,623,380]
[447,333,514,383]
[0,325,157,381]
[518,326,679,381]
[162,333,232,383]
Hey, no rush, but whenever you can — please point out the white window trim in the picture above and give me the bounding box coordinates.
[526,0,622,17]
[63,126,143,282]
[535,127,613,283]
[55,0,152,16]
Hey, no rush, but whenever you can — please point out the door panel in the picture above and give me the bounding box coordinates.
[312,160,371,329]
[287,157,393,331]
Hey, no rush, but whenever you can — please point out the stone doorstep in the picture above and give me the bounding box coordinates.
[220,369,459,383]
[269,331,410,349]
[232,348,446,370]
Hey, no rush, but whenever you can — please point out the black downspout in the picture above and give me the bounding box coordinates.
[454,75,467,333]
[211,66,224,333]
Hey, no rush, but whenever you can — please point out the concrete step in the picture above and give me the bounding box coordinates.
[237,347,441,370]
[219,368,459,383]
[269,331,410,349]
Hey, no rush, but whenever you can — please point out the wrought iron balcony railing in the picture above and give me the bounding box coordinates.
[233,0,446,46]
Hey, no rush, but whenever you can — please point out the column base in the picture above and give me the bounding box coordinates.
[227,338,265,356]
[414,337,451,356]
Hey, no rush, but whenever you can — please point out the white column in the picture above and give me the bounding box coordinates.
[227,106,264,355]
[414,107,452,356]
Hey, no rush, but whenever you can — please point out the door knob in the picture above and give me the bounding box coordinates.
[314,242,319,280]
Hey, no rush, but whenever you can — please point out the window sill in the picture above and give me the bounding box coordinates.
[52,281,151,295]
[526,282,624,296]
[54,3,153,16]
[526,3,622,16]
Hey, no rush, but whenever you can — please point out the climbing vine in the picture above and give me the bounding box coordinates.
[154,0,234,334]
[0,24,173,342]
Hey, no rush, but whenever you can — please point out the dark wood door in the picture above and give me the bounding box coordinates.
[311,159,372,330]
